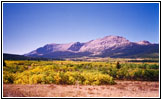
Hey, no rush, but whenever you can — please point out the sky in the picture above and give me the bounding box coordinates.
[3,3,159,55]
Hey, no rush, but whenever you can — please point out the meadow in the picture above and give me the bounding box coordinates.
[3,60,159,85]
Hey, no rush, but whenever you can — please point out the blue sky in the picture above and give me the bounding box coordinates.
[3,3,159,55]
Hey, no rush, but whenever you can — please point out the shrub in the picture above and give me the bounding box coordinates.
[3,60,159,85]
[3,71,15,83]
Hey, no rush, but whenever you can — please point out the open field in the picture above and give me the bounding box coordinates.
[3,60,159,85]
[3,80,159,97]
[3,60,159,97]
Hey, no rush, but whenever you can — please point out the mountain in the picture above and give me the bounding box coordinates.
[24,35,159,58]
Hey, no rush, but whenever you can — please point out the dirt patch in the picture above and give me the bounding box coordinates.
[3,80,159,97]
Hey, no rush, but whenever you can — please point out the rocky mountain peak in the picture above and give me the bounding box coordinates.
[101,35,130,43]
[136,40,151,45]
[79,35,131,53]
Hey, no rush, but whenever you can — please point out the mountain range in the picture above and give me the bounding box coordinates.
[24,35,159,58]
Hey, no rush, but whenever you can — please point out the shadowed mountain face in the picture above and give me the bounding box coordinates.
[68,42,84,51]
[24,35,159,58]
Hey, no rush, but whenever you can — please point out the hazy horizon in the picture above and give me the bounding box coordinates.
[3,3,159,55]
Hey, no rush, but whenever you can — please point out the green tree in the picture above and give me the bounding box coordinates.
[116,61,121,69]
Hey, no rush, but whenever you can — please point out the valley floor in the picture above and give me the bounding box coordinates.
[3,80,159,97]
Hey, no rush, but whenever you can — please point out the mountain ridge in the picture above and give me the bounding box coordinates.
[24,35,159,58]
